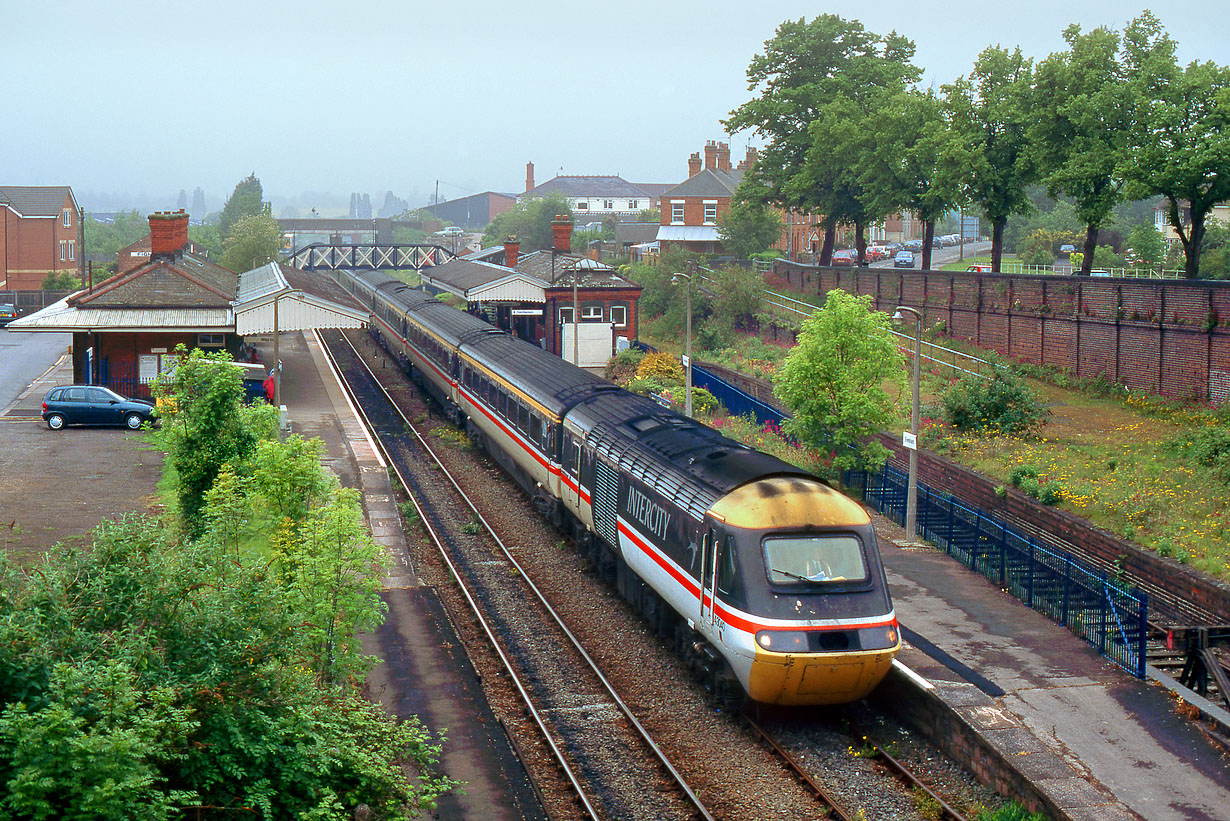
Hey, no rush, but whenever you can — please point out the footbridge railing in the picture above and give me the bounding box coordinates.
[289,243,455,272]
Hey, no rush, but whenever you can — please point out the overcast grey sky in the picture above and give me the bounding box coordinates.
[6,1,1225,214]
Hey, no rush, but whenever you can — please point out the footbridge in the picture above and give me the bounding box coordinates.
[289,243,456,272]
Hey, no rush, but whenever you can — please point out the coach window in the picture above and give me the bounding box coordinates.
[497,390,507,418]
[543,421,555,452]
[517,402,529,434]
[529,415,542,447]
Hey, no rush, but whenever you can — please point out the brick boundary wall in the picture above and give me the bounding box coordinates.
[769,261,1230,404]
[703,361,1230,626]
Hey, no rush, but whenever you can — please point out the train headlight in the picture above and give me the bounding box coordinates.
[756,630,808,653]
[858,625,900,650]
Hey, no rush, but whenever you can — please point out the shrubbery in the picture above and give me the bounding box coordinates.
[1167,424,1230,483]
[942,368,1048,434]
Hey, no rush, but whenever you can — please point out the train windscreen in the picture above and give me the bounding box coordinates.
[763,535,868,584]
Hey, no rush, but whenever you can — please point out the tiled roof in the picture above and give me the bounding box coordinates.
[524,176,653,199]
[421,258,546,292]
[661,168,744,198]
[71,252,239,309]
[0,186,76,217]
[631,183,673,200]
[515,251,638,290]
[615,223,660,245]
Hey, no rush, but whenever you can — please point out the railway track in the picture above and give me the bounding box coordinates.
[319,329,712,820]
[320,327,1002,820]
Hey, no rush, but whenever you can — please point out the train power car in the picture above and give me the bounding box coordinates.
[335,269,900,707]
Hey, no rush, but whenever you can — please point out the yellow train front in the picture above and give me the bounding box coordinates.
[703,476,900,706]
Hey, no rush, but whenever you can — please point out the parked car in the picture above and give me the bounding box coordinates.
[830,250,856,266]
[0,303,16,327]
[894,251,915,268]
[1059,244,1076,255]
[42,385,156,430]
[883,242,902,254]
[436,226,465,236]
[967,264,993,273]
[865,246,887,262]
[903,239,924,252]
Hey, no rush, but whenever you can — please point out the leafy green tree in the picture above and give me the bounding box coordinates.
[0,512,453,818]
[1032,24,1129,275]
[218,173,264,240]
[220,212,283,272]
[1121,11,1230,278]
[860,89,971,269]
[481,193,572,252]
[946,46,1038,271]
[82,209,150,260]
[635,208,660,223]
[152,348,274,533]
[717,189,782,259]
[1126,223,1165,271]
[187,223,222,258]
[705,263,764,339]
[725,15,919,264]
[40,270,81,290]
[773,289,903,474]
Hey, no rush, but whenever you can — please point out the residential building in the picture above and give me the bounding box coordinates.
[1154,200,1230,244]
[0,186,83,290]
[520,162,664,222]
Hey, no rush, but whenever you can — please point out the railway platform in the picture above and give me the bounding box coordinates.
[4,327,1229,820]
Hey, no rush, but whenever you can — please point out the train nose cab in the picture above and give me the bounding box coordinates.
[707,477,901,706]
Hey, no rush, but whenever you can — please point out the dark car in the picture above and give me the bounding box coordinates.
[894,250,916,268]
[903,239,924,252]
[0,304,16,327]
[42,385,156,430]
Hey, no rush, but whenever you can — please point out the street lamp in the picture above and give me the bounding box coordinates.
[671,271,693,417]
[892,305,922,542]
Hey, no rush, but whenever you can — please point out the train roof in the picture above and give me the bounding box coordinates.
[402,299,497,346]
[571,390,812,520]
[349,270,400,292]
[461,332,616,415]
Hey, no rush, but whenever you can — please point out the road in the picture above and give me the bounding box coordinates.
[0,330,71,413]
[868,240,992,269]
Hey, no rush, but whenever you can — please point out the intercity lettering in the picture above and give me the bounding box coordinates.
[626,485,669,541]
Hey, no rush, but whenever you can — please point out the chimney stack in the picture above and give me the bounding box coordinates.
[551,214,573,253]
[688,152,702,177]
[738,146,759,171]
[149,210,190,261]
[704,140,717,171]
[526,161,535,194]
[504,235,520,267]
[717,142,731,173]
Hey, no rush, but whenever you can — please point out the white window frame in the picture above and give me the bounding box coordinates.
[610,304,627,328]
[628,200,638,210]
[703,200,718,225]
[575,201,589,210]
[63,209,72,228]
[603,199,614,210]
[581,305,604,322]
[198,333,225,348]
[558,306,575,324]
[67,241,74,261]
[59,240,67,261]
[671,200,685,224]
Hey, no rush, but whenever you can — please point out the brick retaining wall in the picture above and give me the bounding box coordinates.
[770,261,1230,404]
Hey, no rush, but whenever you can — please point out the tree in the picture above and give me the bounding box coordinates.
[946,47,1038,271]
[187,223,222,259]
[1126,223,1165,271]
[481,193,572,252]
[1121,11,1230,279]
[1032,24,1129,275]
[860,89,971,269]
[724,15,919,264]
[82,209,149,260]
[221,212,283,272]
[773,289,903,474]
[716,186,782,259]
[40,271,81,290]
[218,173,264,240]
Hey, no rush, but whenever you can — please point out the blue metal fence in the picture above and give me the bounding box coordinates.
[844,464,1148,678]
[691,364,787,426]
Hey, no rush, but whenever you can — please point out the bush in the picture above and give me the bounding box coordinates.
[942,369,1048,434]
[1167,424,1230,482]
[605,348,644,384]
[687,387,718,415]
[636,352,684,384]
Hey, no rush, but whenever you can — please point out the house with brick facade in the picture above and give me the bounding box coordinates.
[0,186,83,290]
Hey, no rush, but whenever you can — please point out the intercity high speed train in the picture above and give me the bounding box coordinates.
[335,269,900,706]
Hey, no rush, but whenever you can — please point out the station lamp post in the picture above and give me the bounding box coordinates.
[892,305,923,542]
[671,271,693,417]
